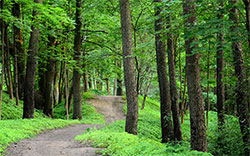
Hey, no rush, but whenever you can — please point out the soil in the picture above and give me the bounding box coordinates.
[4,96,125,156]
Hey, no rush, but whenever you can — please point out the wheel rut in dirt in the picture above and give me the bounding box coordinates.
[4,96,125,156]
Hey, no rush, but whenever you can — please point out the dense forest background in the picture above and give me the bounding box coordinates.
[0,0,249,155]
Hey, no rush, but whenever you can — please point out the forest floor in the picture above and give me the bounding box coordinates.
[4,96,125,156]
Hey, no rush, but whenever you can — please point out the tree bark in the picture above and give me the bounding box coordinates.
[4,26,14,100]
[119,0,138,135]
[216,1,225,127]
[229,1,250,155]
[72,0,82,120]
[183,0,207,151]
[113,78,117,96]
[23,0,42,119]
[166,12,182,142]
[206,41,210,128]
[13,24,19,106]
[154,0,174,142]
[43,37,57,118]
[12,1,25,99]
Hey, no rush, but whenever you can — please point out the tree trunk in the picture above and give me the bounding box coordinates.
[23,0,42,119]
[183,0,207,151]
[12,1,25,99]
[72,0,82,120]
[217,7,225,125]
[119,0,138,135]
[229,1,250,155]
[13,24,19,106]
[154,0,174,142]
[4,26,14,100]
[206,41,210,128]
[0,1,5,119]
[141,82,150,110]
[83,71,88,92]
[113,78,117,96]
[166,12,182,142]
[58,62,64,104]
[64,64,69,120]
[106,79,111,95]
[116,78,123,96]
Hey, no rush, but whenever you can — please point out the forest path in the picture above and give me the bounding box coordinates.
[4,96,125,156]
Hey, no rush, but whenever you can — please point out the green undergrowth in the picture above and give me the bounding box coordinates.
[54,92,105,124]
[1,93,44,119]
[76,96,244,156]
[0,118,80,156]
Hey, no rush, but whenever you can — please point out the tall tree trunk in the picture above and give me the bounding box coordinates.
[217,5,225,125]
[83,72,88,92]
[106,79,111,95]
[119,0,138,135]
[58,62,64,104]
[72,0,82,120]
[12,1,25,99]
[243,0,250,118]
[43,37,57,117]
[64,64,69,120]
[216,0,225,152]
[88,74,92,89]
[0,0,5,119]
[183,0,207,152]
[154,0,174,142]
[206,41,210,128]
[229,1,250,155]
[4,26,14,100]
[166,11,182,142]
[23,0,42,119]
[13,25,19,106]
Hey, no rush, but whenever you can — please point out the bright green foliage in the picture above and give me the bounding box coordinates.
[75,96,213,156]
[1,93,44,119]
[0,118,80,155]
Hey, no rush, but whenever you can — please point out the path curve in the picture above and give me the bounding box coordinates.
[4,96,125,156]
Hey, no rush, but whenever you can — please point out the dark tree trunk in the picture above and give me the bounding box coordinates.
[88,74,92,89]
[229,1,250,155]
[154,0,174,143]
[64,64,69,120]
[4,26,14,100]
[106,79,111,95]
[13,24,19,106]
[243,0,250,120]
[166,13,182,142]
[83,72,88,92]
[116,78,123,96]
[72,0,82,120]
[0,1,5,119]
[206,41,211,128]
[43,37,57,118]
[12,1,25,99]
[216,0,225,128]
[23,0,42,119]
[58,62,64,104]
[183,0,207,152]
[68,84,73,113]
[119,0,138,135]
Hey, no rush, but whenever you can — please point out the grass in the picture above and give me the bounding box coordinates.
[0,92,105,155]
[76,96,245,156]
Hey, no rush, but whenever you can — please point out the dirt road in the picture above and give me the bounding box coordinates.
[4,96,124,156]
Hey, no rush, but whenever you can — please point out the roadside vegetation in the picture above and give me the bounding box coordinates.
[76,96,244,156]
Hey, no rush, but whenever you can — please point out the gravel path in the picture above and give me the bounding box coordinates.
[4,96,125,156]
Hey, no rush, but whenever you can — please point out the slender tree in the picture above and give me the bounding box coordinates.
[23,0,42,119]
[72,0,82,120]
[166,10,182,142]
[183,0,207,151]
[229,0,250,155]
[119,0,138,135]
[12,1,25,99]
[216,0,225,128]
[155,0,174,142]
